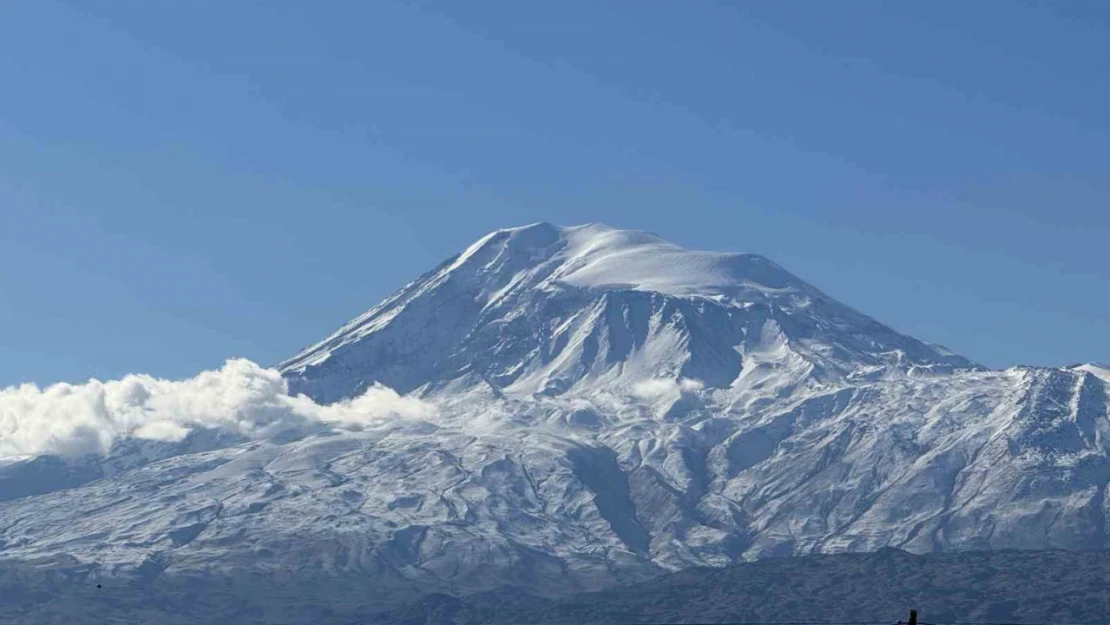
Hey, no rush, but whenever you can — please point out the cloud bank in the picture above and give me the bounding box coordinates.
[0,359,435,460]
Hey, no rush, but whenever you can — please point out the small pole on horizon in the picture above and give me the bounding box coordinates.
[909,609,918,625]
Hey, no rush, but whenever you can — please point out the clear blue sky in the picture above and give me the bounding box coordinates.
[2,0,1108,385]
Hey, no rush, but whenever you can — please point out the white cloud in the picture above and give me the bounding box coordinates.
[630,377,704,402]
[679,378,705,393]
[0,359,435,460]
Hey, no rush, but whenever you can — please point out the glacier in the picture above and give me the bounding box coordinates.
[1,223,1109,616]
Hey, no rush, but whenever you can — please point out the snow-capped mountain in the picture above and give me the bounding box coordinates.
[280,223,973,403]
[2,224,1109,617]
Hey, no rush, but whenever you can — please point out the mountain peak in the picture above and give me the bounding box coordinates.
[279,223,975,403]
[447,223,800,302]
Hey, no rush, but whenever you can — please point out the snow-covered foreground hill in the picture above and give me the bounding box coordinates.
[1,224,1109,619]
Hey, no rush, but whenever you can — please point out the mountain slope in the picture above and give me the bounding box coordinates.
[1,223,1108,619]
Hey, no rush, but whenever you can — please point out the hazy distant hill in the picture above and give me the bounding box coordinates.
[375,548,1110,625]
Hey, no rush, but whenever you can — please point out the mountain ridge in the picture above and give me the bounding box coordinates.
[1,223,1107,620]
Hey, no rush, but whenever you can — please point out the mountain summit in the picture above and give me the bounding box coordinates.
[1,224,1108,621]
[281,223,972,403]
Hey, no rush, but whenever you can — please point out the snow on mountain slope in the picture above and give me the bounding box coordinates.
[279,223,973,403]
[1,223,1108,611]
[1077,362,1110,383]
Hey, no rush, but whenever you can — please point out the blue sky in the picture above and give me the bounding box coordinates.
[1,0,1108,385]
